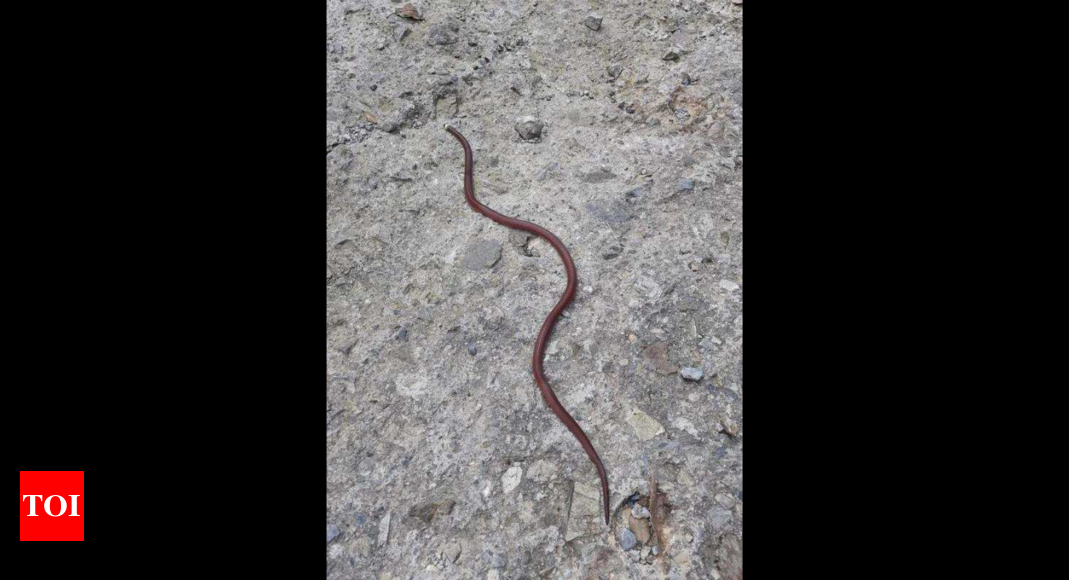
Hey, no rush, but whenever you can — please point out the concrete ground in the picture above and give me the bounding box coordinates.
[327,1,742,578]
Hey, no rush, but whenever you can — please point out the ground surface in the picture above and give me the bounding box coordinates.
[327,1,742,578]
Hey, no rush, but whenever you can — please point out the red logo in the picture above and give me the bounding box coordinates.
[20,471,84,541]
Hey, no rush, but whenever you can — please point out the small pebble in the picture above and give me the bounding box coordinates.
[427,21,459,46]
[501,465,523,494]
[663,50,680,61]
[377,512,391,546]
[396,4,423,21]
[339,338,358,355]
[619,528,638,551]
[583,15,602,31]
[396,327,408,342]
[443,542,462,563]
[680,366,704,381]
[631,504,650,519]
[461,239,502,270]
[407,499,455,523]
[467,341,477,356]
[676,178,695,193]
[514,116,544,141]
[682,72,692,85]
[601,243,623,259]
[327,523,340,543]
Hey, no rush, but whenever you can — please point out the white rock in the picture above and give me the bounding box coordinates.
[627,408,665,440]
[680,366,704,381]
[377,512,391,546]
[502,466,523,494]
[672,417,701,437]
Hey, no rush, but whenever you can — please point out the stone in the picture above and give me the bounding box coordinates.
[395,4,423,20]
[339,338,358,355]
[327,523,341,543]
[627,408,665,440]
[407,499,456,523]
[719,279,740,292]
[443,541,462,563]
[722,416,739,437]
[677,178,695,192]
[378,101,418,133]
[672,416,701,437]
[601,243,623,259]
[631,504,650,519]
[461,239,502,270]
[427,21,459,45]
[583,15,603,31]
[377,512,391,546]
[680,366,704,381]
[629,513,652,545]
[514,116,545,141]
[643,342,678,375]
[502,465,523,493]
[619,528,638,551]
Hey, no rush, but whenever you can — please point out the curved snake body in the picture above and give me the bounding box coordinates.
[445,125,610,526]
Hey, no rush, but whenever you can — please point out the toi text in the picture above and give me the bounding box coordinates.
[22,495,82,517]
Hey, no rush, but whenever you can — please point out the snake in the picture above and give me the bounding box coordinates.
[445,125,611,526]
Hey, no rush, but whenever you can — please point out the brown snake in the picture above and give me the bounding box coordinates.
[445,125,610,526]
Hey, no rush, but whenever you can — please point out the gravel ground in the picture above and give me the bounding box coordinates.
[327,1,742,578]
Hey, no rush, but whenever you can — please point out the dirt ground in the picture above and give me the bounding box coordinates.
[327,1,742,578]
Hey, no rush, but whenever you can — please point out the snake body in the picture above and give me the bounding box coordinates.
[445,125,610,526]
